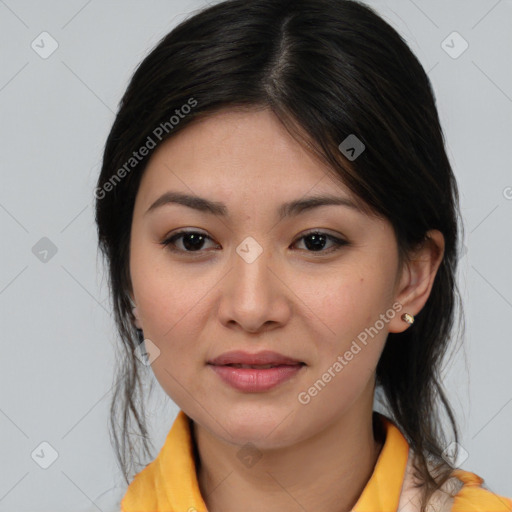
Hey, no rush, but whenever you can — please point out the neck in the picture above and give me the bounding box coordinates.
[192,401,384,512]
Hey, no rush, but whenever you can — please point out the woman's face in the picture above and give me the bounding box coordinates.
[129,107,412,447]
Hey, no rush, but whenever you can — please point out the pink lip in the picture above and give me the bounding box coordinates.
[208,350,303,366]
[207,350,305,392]
[209,364,304,392]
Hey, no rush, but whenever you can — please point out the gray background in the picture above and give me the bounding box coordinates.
[0,0,511,510]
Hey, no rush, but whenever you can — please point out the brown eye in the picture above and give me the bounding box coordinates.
[161,230,218,253]
[292,231,348,254]
[160,229,348,256]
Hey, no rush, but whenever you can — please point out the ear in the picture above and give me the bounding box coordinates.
[388,229,445,334]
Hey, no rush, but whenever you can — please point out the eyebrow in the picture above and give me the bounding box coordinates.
[145,191,363,220]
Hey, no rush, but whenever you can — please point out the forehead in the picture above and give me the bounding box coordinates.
[138,108,356,203]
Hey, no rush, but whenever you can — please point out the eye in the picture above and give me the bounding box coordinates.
[160,230,218,254]
[292,230,348,254]
[160,229,348,255]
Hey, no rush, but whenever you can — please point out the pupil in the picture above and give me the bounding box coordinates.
[183,233,204,251]
[305,233,326,251]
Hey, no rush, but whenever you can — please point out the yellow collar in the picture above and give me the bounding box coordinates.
[121,409,410,512]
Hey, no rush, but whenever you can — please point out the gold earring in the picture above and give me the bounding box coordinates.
[401,313,414,325]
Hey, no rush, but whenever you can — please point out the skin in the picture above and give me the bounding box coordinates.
[129,107,445,512]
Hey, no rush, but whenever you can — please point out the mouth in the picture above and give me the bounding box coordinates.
[216,363,305,369]
[208,361,306,392]
[208,349,305,367]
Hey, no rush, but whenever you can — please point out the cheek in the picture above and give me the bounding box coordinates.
[295,265,393,399]
[293,276,389,417]
[136,269,208,405]
[136,276,207,369]
[130,237,204,336]
[129,244,208,392]
[302,271,386,349]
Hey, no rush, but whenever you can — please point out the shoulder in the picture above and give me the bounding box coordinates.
[398,449,512,512]
[443,469,512,512]
[421,465,512,512]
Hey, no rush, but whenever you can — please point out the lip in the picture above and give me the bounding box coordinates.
[208,350,303,366]
[209,364,305,392]
[207,350,305,392]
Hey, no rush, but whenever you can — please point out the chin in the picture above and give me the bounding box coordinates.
[213,405,303,447]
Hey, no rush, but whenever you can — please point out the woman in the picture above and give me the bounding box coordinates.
[94,0,512,510]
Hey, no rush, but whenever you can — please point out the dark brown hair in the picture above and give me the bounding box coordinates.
[95,1,465,509]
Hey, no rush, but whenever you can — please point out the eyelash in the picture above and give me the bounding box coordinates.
[159,229,348,257]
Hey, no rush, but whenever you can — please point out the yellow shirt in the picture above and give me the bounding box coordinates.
[121,410,512,512]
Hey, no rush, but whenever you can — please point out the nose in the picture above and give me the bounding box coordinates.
[216,242,291,334]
